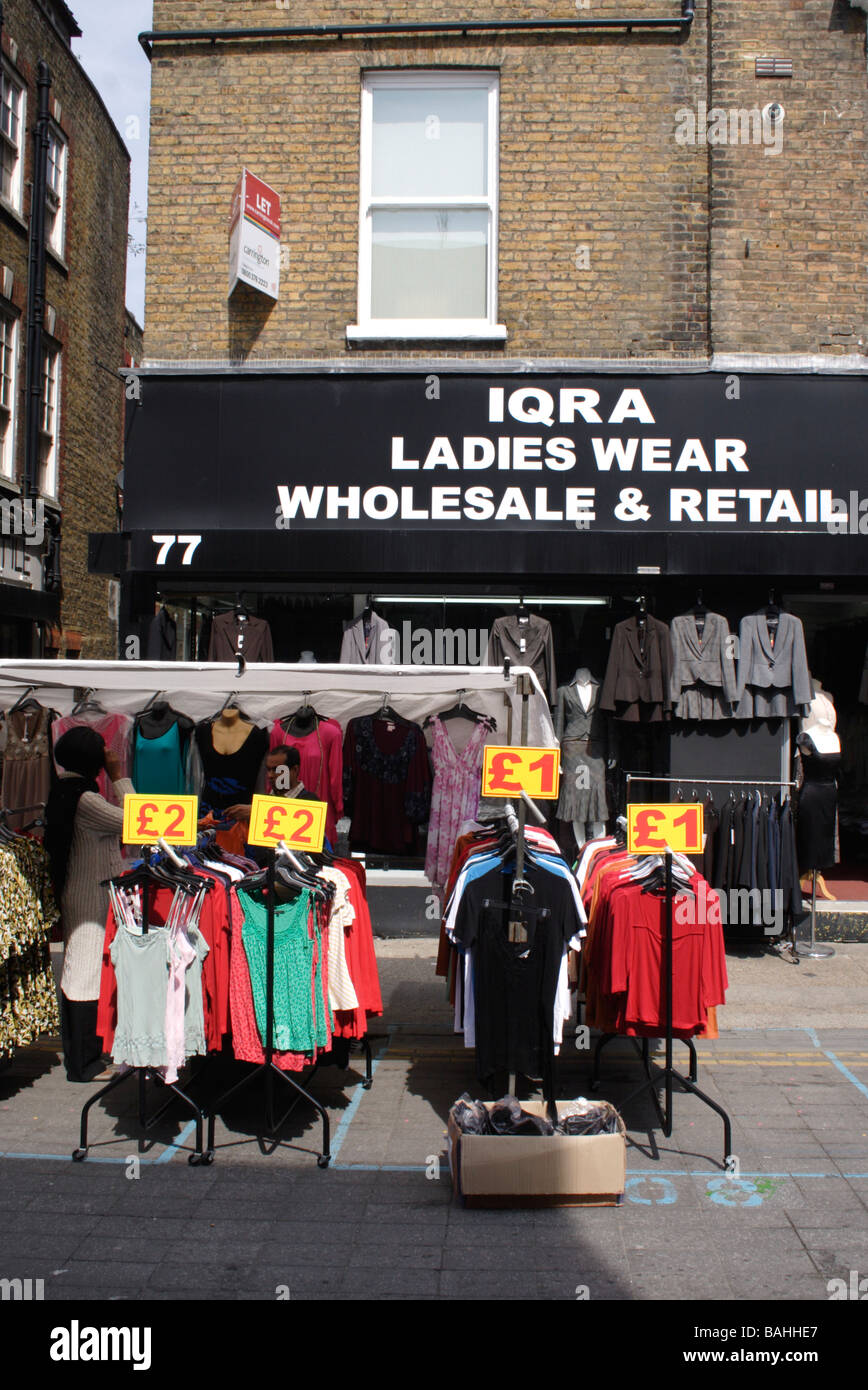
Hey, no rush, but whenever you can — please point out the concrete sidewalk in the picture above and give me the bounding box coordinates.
[1,940,867,1300]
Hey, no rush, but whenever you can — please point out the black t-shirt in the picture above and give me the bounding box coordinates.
[452,861,580,1086]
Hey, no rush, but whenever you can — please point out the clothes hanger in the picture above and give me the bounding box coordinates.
[516,596,531,626]
[234,591,251,618]
[425,691,493,727]
[71,689,107,717]
[373,692,409,725]
[7,686,41,716]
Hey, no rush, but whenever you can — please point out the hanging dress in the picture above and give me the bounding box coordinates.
[424,717,491,894]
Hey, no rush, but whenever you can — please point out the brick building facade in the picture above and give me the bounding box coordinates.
[85,0,868,894]
[0,0,129,659]
[141,0,867,364]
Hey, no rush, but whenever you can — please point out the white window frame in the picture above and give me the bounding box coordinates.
[38,346,60,501]
[0,311,19,480]
[0,63,26,214]
[45,125,68,258]
[348,70,505,343]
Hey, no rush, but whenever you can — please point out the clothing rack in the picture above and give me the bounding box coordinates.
[626,774,798,791]
[73,845,212,1166]
[205,845,333,1165]
[592,850,733,1168]
[481,672,557,1110]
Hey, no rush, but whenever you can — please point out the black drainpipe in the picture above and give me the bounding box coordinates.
[23,59,51,500]
[138,4,696,59]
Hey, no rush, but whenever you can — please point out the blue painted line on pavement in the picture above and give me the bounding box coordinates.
[154,1119,198,1163]
[817,1048,868,1103]
[328,1027,395,1162]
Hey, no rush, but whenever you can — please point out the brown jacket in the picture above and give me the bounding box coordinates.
[600,614,673,722]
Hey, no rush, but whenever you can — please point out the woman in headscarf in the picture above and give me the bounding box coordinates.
[45,727,134,1082]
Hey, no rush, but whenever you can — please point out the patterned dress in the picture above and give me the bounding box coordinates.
[424,717,492,896]
[0,837,60,1060]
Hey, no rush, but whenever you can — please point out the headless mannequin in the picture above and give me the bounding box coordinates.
[211,705,253,754]
[556,667,610,850]
[136,700,193,744]
[798,679,841,900]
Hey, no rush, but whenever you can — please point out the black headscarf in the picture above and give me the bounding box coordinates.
[45,727,106,898]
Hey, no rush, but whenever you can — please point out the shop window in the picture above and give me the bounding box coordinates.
[349,71,505,343]
[0,65,25,213]
[0,311,18,479]
[45,126,67,257]
[38,347,60,500]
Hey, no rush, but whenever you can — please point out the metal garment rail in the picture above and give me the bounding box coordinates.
[138,5,696,58]
[592,850,733,1168]
[625,774,798,790]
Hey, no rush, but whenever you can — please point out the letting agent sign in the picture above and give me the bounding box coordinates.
[229,170,281,300]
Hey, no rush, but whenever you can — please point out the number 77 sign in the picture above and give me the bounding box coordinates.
[481,745,560,800]
[248,795,327,852]
[628,803,704,855]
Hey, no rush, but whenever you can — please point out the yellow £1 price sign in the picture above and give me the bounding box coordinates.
[247,795,328,852]
[627,803,704,856]
[122,794,199,846]
[481,745,561,800]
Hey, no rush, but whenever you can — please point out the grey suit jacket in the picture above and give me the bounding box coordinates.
[735,611,813,704]
[670,612,738,704]
[339,611,396,664]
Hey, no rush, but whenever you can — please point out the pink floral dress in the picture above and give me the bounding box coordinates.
[424,717,492,894]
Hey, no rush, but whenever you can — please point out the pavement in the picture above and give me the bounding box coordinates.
[1,940,867,1304]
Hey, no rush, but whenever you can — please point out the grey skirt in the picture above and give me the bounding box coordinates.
[557,738,609,823]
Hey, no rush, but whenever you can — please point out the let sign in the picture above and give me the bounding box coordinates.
[628,803,704,856]
[481,745,560,800]
[248,795,327,852]
[122,794,199,846]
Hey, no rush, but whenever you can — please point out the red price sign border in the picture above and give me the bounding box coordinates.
[627,802,704,856]
[122,794,199,847]
[248,795,328,852]
[481,744,561,800]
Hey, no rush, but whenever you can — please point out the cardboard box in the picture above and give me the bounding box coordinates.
[448,1100,626,1208]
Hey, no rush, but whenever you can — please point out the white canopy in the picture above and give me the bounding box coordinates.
[0,659,555,745]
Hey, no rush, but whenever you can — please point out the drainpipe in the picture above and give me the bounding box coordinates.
[23,60,51,501]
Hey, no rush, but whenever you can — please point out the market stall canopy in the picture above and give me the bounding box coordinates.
[0,660,555,744]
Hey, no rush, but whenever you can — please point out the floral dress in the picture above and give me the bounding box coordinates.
[424,717,492,896]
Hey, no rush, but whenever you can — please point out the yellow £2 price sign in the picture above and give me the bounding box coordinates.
[627,803,704,856]
[122,794,199,846]
[481,745,561,800]
[248,795,328,852]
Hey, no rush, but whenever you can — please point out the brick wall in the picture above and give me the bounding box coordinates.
[0,0,130,657]
[143,0,867,362]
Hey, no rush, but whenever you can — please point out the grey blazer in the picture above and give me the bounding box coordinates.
[339,611,396,664]
[670,612,739,705]
[735,611,814,704]
[554,673,609,755]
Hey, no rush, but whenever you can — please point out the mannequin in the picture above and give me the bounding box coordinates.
[132,700,194,796]
[211,705,254,755]
[797,680,841,901]
[553,667,612,848]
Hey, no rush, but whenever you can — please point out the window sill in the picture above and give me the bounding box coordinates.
[46,244,68,276]
[346,323,508,347]
[0,196,27,235]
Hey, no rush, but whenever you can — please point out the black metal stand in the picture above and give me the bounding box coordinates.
[72,868,211,1166]
[72,1065,210,1165]
[592,851,733,1168]
[206,849,332,1165]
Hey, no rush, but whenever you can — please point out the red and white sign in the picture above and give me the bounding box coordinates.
[229,169,281,300]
